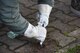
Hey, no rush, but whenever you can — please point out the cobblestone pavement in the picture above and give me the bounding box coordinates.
[0,0,80,53]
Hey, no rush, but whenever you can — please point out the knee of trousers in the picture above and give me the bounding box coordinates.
[0,7,28,34]
[38,0,54,7]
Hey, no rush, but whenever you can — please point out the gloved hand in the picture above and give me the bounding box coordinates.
[24,23,47,45]
[37,4,52,27]
[37,14,49,27]
[35,25,47,45]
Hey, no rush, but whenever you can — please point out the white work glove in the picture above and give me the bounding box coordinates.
[37,4,52,27]
[35,25,47,45]
[24,23,47,45]
[37,14,49,27]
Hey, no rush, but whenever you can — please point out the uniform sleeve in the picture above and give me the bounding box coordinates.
[38,0,53,7]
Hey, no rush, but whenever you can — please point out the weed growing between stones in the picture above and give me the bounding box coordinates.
[66,45,80,53]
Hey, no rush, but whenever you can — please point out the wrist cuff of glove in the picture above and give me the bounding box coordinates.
[24,23,34,37]
[38,4,52,17]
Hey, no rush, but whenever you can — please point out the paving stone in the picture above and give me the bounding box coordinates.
[15,39,58,53]
[20,4,37,16]
[48,20,77,33]
[54,0,60,4]
[51,8,59,14]
[58,0,71,5]
[54,11,77,23]
[68,39,80,48]
[19,0,37,7]
[0,23,4,28]
[0,45,14,53]
[0,27,9,37]
[0,35,27,50]
[48,30,76,47]
[68,12,79,17]
[54,2,70,14]
[69,18,80,27]
[29,4,38,10]
[49,17,56,24]
[27,18,37,26]
[0,27,9,32]
[0,31,6,37]
[27,12,38,26]
[49,9,59,23]
[27,12,37,19]
[68,29,80,39]
[15,43,36,53]
[56,39,80,53]
[56,46,71,53]
[27,18,35,23]
[47,27,55,34]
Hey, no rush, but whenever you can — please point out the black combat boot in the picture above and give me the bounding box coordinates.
[71,0,80,16]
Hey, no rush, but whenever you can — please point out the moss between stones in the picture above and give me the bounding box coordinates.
[63,32,69,36]
[65,45,80,53]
